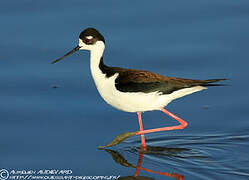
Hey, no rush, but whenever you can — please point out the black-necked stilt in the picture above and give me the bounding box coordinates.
[52,27,226,149]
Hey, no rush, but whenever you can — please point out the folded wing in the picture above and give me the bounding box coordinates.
[115,70,227,94]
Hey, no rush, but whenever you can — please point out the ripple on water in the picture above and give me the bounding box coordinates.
[117,132,249,179]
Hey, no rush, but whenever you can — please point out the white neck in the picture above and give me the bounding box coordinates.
[89,41,105,79]
[90,41,105,73]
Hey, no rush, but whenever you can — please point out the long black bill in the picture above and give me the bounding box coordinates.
[51,46,80,64]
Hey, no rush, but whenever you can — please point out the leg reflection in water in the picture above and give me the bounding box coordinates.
[104,149,184,180]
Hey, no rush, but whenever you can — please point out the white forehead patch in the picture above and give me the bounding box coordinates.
[86,36,93,39]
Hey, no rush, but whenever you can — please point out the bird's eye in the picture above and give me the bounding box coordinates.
[83,38,91,44]
[83,36,94,45]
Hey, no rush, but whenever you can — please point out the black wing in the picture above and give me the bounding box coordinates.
[99,57,227,94]
[115,70,227,94]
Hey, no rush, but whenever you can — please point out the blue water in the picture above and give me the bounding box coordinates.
[0,0,249,179]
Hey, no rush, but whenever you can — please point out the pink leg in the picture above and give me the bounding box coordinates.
[136,108,188,136]
[137,112,147,148]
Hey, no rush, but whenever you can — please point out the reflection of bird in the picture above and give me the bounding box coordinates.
[105,149,184,180]
[52,28,226,149]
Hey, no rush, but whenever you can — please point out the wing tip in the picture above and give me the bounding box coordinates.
[203,78,229,87]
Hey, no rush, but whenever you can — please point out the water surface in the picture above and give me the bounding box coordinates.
[0,0,249,179]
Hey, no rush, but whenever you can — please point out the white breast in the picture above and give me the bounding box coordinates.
[91,70,162,112]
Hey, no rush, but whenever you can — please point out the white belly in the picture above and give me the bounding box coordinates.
[91,71,206,113]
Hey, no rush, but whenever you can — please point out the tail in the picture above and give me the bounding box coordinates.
[202,79,228,87]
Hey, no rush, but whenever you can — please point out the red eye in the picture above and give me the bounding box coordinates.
[83,38,92,44]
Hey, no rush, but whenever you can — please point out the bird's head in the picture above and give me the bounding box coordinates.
[78,27,105,51]
[52,27,105,64]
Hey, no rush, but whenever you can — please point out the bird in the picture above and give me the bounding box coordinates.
[52,27,226,149]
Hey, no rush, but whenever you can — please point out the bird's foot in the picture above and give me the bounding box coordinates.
[98,131,136,149]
